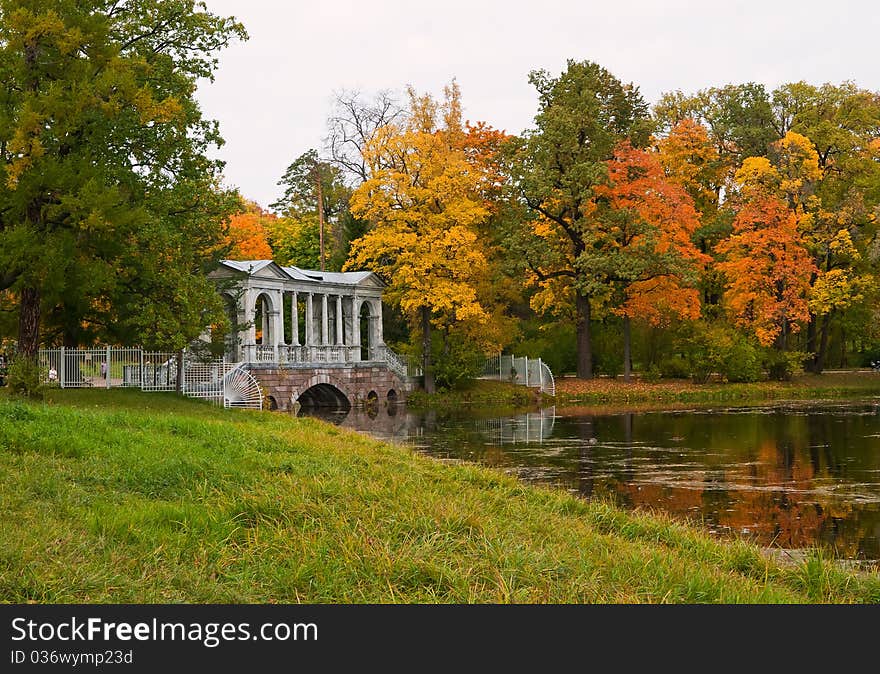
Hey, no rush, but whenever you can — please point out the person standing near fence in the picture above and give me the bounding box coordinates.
[101,361,108,380]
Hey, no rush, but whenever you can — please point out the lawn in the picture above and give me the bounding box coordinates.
[1,388,878,603]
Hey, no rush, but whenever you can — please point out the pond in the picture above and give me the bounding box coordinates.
[299,398,880,565]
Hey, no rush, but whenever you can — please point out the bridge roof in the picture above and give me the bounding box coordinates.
[217,260,384,288]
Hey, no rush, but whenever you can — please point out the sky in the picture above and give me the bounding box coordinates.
[195,0,880,209]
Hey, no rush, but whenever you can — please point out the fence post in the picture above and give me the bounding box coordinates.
[105,345,111,389]
[524,357,529,387]
[538,357,543,392]
[60,346,65,389]
[139,349,145,390]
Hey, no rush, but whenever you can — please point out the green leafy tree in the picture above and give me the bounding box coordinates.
[271,149,366,271]
[504,59,652,378]
[0,0,246,355]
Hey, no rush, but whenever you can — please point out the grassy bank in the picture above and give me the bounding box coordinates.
[1,388,878,603]
[406,379,543,413]
[554,370,880,407]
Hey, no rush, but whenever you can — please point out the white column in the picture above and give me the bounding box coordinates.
[321,294,329,345]
[271,291,284,349]
[305,293,314,346]
[350,297,361,362]
[352,298,361,347]
[291,291,299,346]
[243,288,256,362]
[375,300,385,346]
[278,291,286,346]
[336,295,344,345]
[261,297,269,344]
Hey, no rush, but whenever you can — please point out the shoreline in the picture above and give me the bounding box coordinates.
[402,371,880,418]
[2,388,879,603]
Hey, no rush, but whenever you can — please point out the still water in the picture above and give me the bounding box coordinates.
[301,399,880,563]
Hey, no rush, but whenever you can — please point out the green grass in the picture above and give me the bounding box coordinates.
[1,388,878,603]
[407,379,545,414]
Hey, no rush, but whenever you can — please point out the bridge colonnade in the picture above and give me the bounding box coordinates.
[211,260,387,366]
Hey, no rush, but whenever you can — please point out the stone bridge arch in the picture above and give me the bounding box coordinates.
[246,364,410,412]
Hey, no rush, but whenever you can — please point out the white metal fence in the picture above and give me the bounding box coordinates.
[38,347,179,390]
[36,347,262,410]
[481,354,556,397]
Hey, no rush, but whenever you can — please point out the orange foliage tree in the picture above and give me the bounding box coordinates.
[715,196,817,348]
[595,142,708,379]
[225,200,275,260]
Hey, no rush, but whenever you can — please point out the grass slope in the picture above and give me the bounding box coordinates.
[1,389,878,604]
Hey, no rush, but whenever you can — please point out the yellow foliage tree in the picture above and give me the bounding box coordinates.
[345,83,498,392]
[656,118,725,216]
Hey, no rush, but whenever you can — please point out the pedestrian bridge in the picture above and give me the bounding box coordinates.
[37,260,418,411]
[208,260,418,410]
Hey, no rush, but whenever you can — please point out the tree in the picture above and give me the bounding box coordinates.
[735,127,879,370]
[345,83,497,393]
[271,149,361,271]
[324,89,406,185]
[655,118,729,316]
[655,118,725,218]
[596,142,707,380]
[0,0,246,355]
[715,197,816,349]
[505,59,652,378]
[225,199,274,260]
[654,83,777,170]
[267,214,322,269]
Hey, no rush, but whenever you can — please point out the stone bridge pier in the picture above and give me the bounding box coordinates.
[247,363,411,412]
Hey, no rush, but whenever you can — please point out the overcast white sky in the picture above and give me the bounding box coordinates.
[195,0,880,209]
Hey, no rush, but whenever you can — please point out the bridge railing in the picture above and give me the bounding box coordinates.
[241,343,421,377]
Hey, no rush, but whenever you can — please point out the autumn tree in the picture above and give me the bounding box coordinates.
[715,197,817,350]
[345,83,499,393]
[654,118,730,318]
[595,143,708,380]
[656,80,880,371]
[771,84,880,371]
[225,199,274,260]
[505,60,652,378]
[653,83,777,175]
[736,129,879,371]
[0,0,246,355]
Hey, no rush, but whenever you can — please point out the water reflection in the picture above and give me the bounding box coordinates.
[299,400,880,563]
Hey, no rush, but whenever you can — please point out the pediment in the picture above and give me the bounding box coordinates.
[250,262,290,281]
[216,260,291,281]
[356,274,386,289]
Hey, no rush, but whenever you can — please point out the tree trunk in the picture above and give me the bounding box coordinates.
[576,291,593,379]
[622,315,632,383]
[815,314,832,374]
[805,314,818,373]
[421,306,435,394]
[17,286,41,358]
[776,318,789,352]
